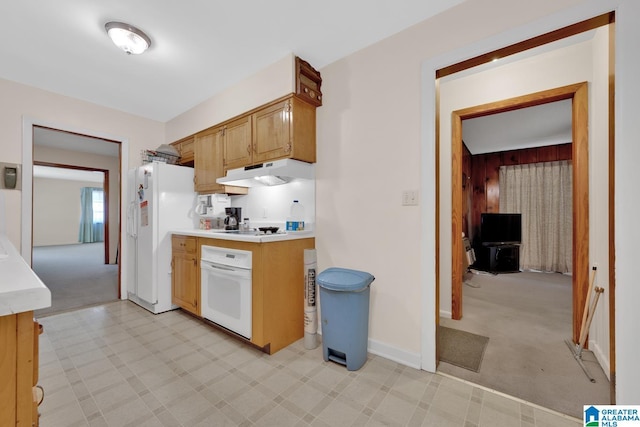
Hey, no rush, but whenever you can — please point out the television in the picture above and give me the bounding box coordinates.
[480,213,522,245]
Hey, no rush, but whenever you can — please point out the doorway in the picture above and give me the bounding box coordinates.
[450,83,590,344]
[22,120,129,314]
[430,12,616,412]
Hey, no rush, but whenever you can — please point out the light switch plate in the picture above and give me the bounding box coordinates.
[402,190,419,206]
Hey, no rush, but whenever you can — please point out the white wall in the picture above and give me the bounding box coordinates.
[0,78,164,252]
[33,178,102,246]
[228,180,316,229]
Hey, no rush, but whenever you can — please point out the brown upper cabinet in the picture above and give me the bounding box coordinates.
[224,95,317,170]
[172,91,318,194]
[171,135,194,166]
[221,115,253,170]
[252,96,316,165]
[194,127,224,193]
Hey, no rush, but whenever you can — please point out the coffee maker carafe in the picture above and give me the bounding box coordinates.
[224,207,241,230]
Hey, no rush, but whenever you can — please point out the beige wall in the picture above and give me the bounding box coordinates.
[0,78,163,250]
[33,146,119,263]
[33,178,102,246]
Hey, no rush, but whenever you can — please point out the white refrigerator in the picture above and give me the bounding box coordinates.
[126,162,196,314]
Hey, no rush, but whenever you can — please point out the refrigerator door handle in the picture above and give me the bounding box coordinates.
[126,201,137,238]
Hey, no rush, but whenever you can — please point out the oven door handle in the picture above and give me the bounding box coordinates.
[201,261,251,277]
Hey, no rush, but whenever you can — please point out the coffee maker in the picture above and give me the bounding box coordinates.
[224,207,242,230]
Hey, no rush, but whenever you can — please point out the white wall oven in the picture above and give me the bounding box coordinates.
[200,245,252,339]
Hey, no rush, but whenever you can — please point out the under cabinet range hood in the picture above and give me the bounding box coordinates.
[216,159,314,187]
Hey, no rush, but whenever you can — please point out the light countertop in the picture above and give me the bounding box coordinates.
[0,234,51,316]
[172,228,314,243]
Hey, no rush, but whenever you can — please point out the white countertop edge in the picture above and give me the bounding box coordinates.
[0,234,52,316]
[172,229,315,242]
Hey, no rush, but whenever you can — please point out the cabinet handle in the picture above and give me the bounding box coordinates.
[247,145,251,154]
[285,143,292,153]
[285,102,292,112]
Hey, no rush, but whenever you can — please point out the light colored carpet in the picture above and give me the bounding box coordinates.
[439,270,610,418]
[32,243,119,317]
[439,326,488,372]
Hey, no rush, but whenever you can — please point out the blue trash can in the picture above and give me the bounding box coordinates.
[318,267,375,371]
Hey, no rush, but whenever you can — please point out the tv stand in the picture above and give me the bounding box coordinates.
[473,244,520,274]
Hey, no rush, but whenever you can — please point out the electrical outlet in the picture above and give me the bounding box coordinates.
[402,190,419,206]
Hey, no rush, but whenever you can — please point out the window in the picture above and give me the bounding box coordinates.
[92,189,104,224]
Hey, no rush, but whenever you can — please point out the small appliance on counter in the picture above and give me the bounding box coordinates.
[224,207,242,230]
[196,194,230,230]
[195,194,230,217]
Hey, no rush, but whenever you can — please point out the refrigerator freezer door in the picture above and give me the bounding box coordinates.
[135,163,157,305]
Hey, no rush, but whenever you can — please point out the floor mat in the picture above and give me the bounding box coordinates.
[439,326,489,372]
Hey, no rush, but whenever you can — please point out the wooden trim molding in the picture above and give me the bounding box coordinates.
[437,13,614,79]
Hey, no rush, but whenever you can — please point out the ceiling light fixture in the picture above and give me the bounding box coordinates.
[105,21,151,55]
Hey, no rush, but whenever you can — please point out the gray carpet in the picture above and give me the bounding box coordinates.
[439,270,610,418]
[439,326,488,372]
[32,243,119,317]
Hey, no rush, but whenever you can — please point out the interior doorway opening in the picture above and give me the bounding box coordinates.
[24,123,127,315]
[432,12,616,415]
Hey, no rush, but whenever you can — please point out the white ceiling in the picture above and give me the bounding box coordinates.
[0,0,465,123]
[7,1,585,157]
[463,99,572,155]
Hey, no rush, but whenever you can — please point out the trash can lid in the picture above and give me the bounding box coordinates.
[317,267,375,292]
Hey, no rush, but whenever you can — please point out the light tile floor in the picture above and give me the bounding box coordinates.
[36,301,581,426]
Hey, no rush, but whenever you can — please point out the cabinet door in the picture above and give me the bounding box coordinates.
[172,252,199,315]
[194,127,224,193]
[252,99,292,163]
[179,137,194,164]
[223,116,252,170]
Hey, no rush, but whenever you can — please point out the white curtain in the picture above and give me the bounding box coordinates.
[499,160,572,273]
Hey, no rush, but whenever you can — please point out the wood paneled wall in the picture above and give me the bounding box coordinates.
[466,142,572,245]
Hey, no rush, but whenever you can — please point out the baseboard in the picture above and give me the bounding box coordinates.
[589,339,611,381]
[440,310,452,319]
[367,338,422,370]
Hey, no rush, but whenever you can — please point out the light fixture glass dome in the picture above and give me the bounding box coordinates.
[105,21,151,55]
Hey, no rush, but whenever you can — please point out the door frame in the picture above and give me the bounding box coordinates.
[450,83,590,346]
[21,117,129,298]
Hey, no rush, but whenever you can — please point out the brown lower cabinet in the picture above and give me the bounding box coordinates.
[0,311,41,427]
[172,235,315,354]
[171,235,199,316]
